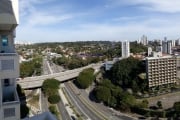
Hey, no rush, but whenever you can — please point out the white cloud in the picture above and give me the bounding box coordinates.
[27,12,73,26]
[109,0,180,13]
[16,16,180,42]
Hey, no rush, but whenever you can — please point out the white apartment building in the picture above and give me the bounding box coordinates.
[147,47,152,56]
[121,41,130,58]
[162,41,172,54]
[0,0,20,119]
[146,56,177,88]
[141,35,148,46]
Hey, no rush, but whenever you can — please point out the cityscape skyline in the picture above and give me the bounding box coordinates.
[17,0,180,43]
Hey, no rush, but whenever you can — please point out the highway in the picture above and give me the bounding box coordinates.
[17,63,102,89]
[67,82,135,120]
[57,101,72,120]
[64,82,103,120]
[40,58,71,120]
[22,58,136,120]
[40,90,49,112]
[42,58,52,75]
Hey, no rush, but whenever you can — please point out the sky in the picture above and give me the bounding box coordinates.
[16,0,180,43]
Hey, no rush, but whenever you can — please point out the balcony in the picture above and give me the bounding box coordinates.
[0,53,19,79]
[2,85,19,104]
[0,0,19,31]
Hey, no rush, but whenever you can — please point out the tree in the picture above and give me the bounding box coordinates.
[141,99,149,108]
[16,84,25,97]
[130,42,147,54]
[94,86,111,104]
[20,104,29,118]
[76,68,95,89]
[157,101,162,109]
[173,101,180,113]
[48,95,61,104]
[110,57,146,92]
[49,105,58,115]
[42,79,60,96]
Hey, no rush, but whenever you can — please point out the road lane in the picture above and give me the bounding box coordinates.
[64,83,103,120]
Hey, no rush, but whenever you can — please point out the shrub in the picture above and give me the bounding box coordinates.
[49,105,57,114]
[17,84,25,97]
[42,79,60,96]
[76,68,95,89]
[48,95,61,104]
[20,104,29,118]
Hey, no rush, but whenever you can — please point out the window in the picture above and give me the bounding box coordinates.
[1,60,14,70]
[2,35,8,46]
[4,79,10,86]
[4,108,15,118]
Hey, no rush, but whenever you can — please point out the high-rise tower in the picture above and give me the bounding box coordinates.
[0,0,20,119]
[121,41,130,58]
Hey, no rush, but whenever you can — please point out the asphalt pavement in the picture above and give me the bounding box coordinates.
[64,82,104,120]
[67,81,136,120]
[57,101,72,120]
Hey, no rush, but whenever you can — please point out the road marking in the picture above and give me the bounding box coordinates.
[63,85,91,120]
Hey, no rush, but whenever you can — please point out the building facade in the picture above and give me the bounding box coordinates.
[162,41,172,54]
[146,56,177,88]
[141,35,148,46]
[121,41,130,58]
[0,0,20,120]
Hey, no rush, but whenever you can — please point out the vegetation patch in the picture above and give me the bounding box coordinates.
[42,78,60,104]
[76,68,95,89]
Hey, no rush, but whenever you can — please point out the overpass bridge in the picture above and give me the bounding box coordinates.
[17,63,102,89]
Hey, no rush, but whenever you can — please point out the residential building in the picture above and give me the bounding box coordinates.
[162,41,168,54]
[178,39,180,46]
[141,35,148,45]
[177,56,180,79]
[146,56,177,88]
[162,41,172,54]
[104,61,114,71]
[152,51,162,57]
[148,47,152,56]
[156,46,162,53]
[0,0,20,119]
[167,41,172,54]
[121,41,130,58]
[171,40,176,47]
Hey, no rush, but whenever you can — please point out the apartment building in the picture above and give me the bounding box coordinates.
[177,56,180,79]
[0,0,20,119]
[121,41,130,58]
[146,56,177,88]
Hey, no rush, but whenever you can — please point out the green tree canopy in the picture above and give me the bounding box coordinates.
[76,68,95,89]
[94,86,111,104]
[110,57,147,92]
[42,78,60,96]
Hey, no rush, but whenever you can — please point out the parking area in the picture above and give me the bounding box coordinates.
[147,91,180,109]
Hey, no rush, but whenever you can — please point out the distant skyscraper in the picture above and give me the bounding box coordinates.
[162,41,168,54]
[156,46,162,53]
[164,37,167,41]
[171,40,176,47]
[178,39,180,46]
[162,41,172,54]
[121,41,130,58]
[141,35,148,46]
[148,47,152,56]
[167,41,172,54]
